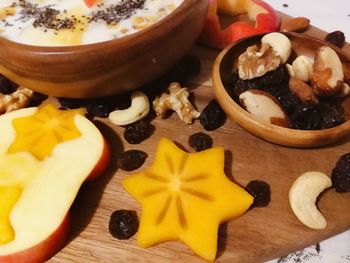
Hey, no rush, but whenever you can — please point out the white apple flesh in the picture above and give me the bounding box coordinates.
[0,107,109,262]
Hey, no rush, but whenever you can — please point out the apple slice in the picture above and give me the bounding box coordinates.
[0,106,110,263]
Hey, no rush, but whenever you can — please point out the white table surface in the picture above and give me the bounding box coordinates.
[265,1,350,262]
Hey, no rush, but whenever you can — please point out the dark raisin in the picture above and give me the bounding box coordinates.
[188,132,213,152]
[291,103,322,130]
[124,120,153,144]
[58,97,85,109]
[118,150,148,171]
[319,102,345,129]
[325,31,345,48]
[200,100,226,131]
[331,153,350,193]
[275,89,301,114]
[29,92,48,107]
[246,180,271,207]
[85,101,112,118]
[109,210,139,240]
[0,75,18,95]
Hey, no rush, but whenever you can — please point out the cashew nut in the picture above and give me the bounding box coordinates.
[261,32,292,64]
[286,63,295,78]
[292,55,314,82]
[109,91,150,126]
[289,171,332,230]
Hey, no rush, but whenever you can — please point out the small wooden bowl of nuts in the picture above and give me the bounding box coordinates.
[213,32,350,148]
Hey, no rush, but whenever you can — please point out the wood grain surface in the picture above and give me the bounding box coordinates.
[49,14,350,263]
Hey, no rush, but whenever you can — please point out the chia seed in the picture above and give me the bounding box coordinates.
[90,0,147,25]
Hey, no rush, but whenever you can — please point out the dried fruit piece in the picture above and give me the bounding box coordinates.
[312,46,344,96]
[281,17,310,33]
[246,180,271,207]
[289,171,332,229]
[291,103,321,130]
[238,43,281,80]
[239,90,290,127]
[325,31,345,48]
[0,75,18,95]
[331,153,350,193]
[153,82,200,124]
[188,132,213,152]
[124,120,153,144]
[292,55,314,82]
[118,150,148,171]
[319,102,345,129]
[109,210,139,240]
[289,78,318,104]
[200,100,226,131]
[261,32,292,63]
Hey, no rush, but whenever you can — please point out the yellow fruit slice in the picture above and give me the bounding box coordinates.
[8,104,84,160]
[122,137,253,261]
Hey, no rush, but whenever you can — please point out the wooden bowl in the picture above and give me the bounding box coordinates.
[213,33,350,148]
[0,0,208,98]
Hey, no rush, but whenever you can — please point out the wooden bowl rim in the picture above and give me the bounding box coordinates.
[212,32,350,148]
[0,0,195,52]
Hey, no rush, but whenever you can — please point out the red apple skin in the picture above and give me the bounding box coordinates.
[0,139,110,262]
[85,139,111,182]
[0,215,70,263]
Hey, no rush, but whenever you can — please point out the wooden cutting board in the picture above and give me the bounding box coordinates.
[49,14,350,263]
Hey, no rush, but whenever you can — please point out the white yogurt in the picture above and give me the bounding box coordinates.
[0,0,184,46]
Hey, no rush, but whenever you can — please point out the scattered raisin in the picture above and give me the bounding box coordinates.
[331,153,350,193]
[29,92,48,107]
[85,102,112,118]
[118,150,147,171]
[124,120,153,144]
[319,102,345,129]
[246,180,271,207]
[200,100,226,131]
[291,103,322,130]
[58,97,85,109]
[109,210,139,240]
[188,132,213,152]
[325,31,345,48]
[0,75,18,95]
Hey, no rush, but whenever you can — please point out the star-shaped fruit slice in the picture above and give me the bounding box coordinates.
[8,104,84,160]
[122,137,253,261]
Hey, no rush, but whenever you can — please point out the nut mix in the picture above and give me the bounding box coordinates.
[227,32,348,130]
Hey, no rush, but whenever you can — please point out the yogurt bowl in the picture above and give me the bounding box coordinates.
[0,0,208,98]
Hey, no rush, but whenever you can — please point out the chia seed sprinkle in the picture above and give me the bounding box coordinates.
[90,0,147,25]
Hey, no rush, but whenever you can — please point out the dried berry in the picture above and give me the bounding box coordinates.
[200,100,226,131]
[118,150,148,171]
[275,89,301,114]
[319,102,345,129]
[188,132,213,152]
[109,210,139,240]
[0,75,18,95]
[29,92,48,107]
[58,97,85,109]
[291,103,322,130]
[246,180,271,207]
[85,101,112,118]
[325,31,345,48]
[331,153,350,193]
[124,120,153,144]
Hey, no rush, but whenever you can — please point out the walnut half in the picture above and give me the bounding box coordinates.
[153,82,200,124]
[0,87,33,114]
[238,43,281,80]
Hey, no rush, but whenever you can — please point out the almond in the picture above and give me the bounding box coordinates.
[289,78,319,104]
[312,46,344,96]
[281,17,310,33]
[239,90,290,128]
